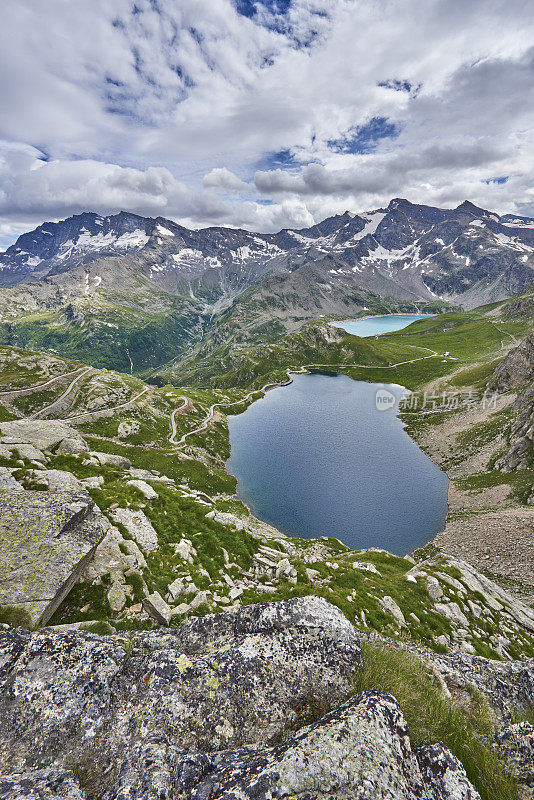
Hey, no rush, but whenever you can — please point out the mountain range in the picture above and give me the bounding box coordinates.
[1,198,533,374]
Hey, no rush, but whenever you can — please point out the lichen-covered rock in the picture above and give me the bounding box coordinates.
[90,451,131,469]
[0,490,108,626]
[110,508,158,551]
[142,591,171,625]
[31,468,82,492]
[81,527,146,584]
[0,598,360,786]
[107,693,480,800]
[126,479,158,500]
[107,581,127,613]
[0,767,84,799]
[416,743,481,799]
[495,721,534,786]
[379,595,406,626]
[0,468,23,491]
[0,419,88,454]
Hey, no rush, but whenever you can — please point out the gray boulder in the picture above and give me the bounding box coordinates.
[142,591,171,625]
[416,743,481,799]
[0,768,84,799]
[0,469,23,491]
[0,490,108,626]
[108,692,479,800]
[495,721,534,787]
[0,419,87,454]
[0,598,360,783]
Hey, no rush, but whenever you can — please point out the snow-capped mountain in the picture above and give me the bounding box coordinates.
[1,199,533,310]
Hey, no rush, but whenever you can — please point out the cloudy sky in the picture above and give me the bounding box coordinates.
[1,0,533,247]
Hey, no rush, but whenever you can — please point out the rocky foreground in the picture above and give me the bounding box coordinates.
[0,596,532,800]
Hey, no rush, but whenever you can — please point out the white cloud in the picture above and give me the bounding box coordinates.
[203,168,250,192]
[1,0,534,237]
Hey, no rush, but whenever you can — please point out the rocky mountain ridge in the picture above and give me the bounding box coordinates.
[2,201,534,311]
[0,200,533,376]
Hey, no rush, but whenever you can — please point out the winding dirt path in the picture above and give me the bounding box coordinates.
[172,346,446,448]
[0,366,86,397]
[66,386,151,421]
[30,367,94,418]
[169,396,191,443]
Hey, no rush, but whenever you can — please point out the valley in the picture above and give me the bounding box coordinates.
[0,208,533,800]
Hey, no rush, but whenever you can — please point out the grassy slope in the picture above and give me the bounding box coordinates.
[0,340,532,657]
[155,290,534,392]
[1,333,533,800]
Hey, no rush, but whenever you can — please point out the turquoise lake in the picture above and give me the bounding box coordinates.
[332,313,430,337]
[227,373,448,555]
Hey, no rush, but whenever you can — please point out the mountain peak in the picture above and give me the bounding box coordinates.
[455,200,486,215]
[387,198,411,211]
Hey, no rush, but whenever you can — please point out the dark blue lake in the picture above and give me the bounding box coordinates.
[227,373,448,555]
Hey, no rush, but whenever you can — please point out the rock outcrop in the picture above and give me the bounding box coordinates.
[488,334,534,471]
[0,490,108,626]
[489,333,534,392]
[0,419,89,461]
[0,597,493,800]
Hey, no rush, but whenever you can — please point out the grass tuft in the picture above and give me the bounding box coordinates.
[354,643,519,800]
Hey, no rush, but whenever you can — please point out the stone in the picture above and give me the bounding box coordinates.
[56,437,89,455]
[0,490,108,626]
[434,602,470,628]
[276,557,298,585]
[31,469,82,492]
[90,451,131,469]
[460,641,477,655]
[173,538,195,562]
[426,575,443,600]
[352,561,381,575]
[170,602,190,618]
[81,528,146,583]
[0,596,361,791]
[3,443,46,463]
[229,586,243,601]
[211,510,244,528]
[0,468,23,491]
[118,420,141,438]
[379,595,406,626]
[142,591,171,626]
[190,590,212,609]
[129,468,174,483]
[494,722,534,787]
[0,419,88,454]
[111,508,158,551]
[416,742,481,799]
[126,479,158,500]
[108,692,480,800]
[81,475,104,489]
[168,578,186,601]
[0,768,85,799]
[107,581,127,613]
[305,568,321,582]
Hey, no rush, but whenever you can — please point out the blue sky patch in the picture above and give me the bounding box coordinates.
[255,148,302,171]
[484,176,509,184]
[328,117,400,155]
[378,79,421,96]
[234,0,291,18]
